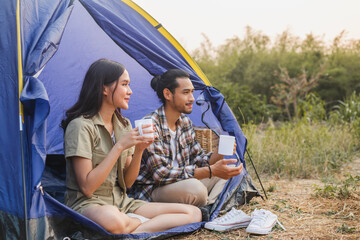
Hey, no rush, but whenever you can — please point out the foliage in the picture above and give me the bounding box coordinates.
[271,67,323,120]
[336,224,356,234]
[313,184,337,198]
[267,185,276,192]
[330,91,360,123]
[217,84,273,124]
[243,121,358,178]
[298,93,327,122]
[192,29,360,123]
[351,118,360,142]
[329,92,360,142]
[313,174,360,199]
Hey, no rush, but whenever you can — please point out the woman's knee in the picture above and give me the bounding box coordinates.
[85,205,129,234]
[187,205,202,223]
[181,204,202,223]
[106,216,130,234]
[106,219,127,234]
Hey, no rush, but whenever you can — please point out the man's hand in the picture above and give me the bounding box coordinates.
[209,142,237,165]
[211,159,243,179]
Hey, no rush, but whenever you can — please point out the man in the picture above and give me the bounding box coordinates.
[129,69,243,207]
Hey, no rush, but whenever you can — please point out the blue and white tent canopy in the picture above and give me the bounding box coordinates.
[0,0,259,239]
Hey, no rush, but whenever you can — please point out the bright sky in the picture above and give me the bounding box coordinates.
[132,0,360,52]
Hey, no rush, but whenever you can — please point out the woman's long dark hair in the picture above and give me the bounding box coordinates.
[61,59,128,131]
[151,69,190,104]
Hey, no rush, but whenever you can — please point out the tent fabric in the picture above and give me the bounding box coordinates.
[80,0,207,90]
[203,87,248,165]
[20,0,74,212]
[121,0,211,86]
[0,0,259,239]
[0,0,25,218]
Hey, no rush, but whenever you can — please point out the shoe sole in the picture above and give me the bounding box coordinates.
[246,221,276,235]
[204,221,251,232]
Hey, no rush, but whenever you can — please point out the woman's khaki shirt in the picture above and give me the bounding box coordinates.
[64,113,145,214]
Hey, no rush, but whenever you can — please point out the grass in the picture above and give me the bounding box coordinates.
[170,118,360,239]
[171,177,360,239]
[243,120,359,179]
[313,173,360,199]
[336,224,356,234]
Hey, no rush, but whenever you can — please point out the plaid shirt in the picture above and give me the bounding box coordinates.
[128,106,212,201]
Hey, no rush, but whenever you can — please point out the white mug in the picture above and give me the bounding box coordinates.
[218,135,236,155]
[135,118,154,137]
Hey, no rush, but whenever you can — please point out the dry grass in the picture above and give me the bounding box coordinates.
[243,121,358,179]
[169,159,360,240]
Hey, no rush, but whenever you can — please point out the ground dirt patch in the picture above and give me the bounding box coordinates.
[170,159,360,239]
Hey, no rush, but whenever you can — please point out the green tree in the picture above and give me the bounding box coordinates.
[271,67,323,120]
[192,28,360,123]
[218,84,271,124]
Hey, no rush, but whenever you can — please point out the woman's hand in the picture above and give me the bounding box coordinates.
[135,140,153,152]
[135,124,155,151]
[115,124,154,151]
[123,124,154,188]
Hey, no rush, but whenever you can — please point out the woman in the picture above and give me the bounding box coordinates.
[61,59,201,234]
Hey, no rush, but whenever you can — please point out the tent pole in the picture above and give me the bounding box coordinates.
[246,149,268,200]
[198,99,266,200]
[19,119,29,240]
[17,0,29,238]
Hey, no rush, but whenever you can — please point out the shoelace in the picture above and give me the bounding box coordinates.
[276,219,286,231]
[250,211,268,225]
[212,209,239,223]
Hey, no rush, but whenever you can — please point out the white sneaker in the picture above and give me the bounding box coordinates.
[204,208,252,232]
[126,213,149,223]
[246,209,286,235]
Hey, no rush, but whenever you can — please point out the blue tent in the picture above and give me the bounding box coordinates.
[0,0,259,239]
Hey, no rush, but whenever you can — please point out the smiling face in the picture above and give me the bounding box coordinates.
[166,77,195,114]
[103,69,132,110]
